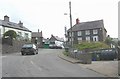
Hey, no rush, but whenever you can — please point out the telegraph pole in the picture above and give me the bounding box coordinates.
[69,1,73,47]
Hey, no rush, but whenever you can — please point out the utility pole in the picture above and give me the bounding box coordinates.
[69,1,73,47]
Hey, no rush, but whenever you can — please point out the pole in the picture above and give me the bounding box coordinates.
[69,1,73,47]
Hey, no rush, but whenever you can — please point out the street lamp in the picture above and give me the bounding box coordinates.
[69,1,73,47]
[64,1,73,47]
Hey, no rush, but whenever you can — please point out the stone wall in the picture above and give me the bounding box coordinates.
[2,39,30,54]
[68,48,92,64]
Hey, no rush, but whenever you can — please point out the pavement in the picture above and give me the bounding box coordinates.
[58,52,119,77]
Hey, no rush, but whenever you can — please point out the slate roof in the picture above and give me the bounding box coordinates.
[0,20,31,32]
[32,32,42,37]
[54,36,64,42]
[50,35,64,42]
[68,19,106,32]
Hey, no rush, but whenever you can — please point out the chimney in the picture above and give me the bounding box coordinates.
[41,31,42,37]
[76,18,80,24]
[4,15,9,22]
[51,34,53,37]
[38,29,39,33]
[18,21,23,27]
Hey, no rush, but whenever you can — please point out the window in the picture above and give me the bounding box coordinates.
[17,32,22,37]
[85,30,90,35]
[77,31,82,36]
[86,36,90,42]
[78,37,82,44]
[17,32,22,40]
[93,36,98,41]
[25,33,29,39]
[93,29,98,34]
[71,32,74,37]
[69,32,74,37]
[69,38,74,42]
[69,32,71,37]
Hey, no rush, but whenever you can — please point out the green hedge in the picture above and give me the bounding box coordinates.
[74,42,110,51]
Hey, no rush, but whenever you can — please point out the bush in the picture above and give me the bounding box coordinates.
[3,30,17,40]
[63,51,70,56]
[74,42,110,51]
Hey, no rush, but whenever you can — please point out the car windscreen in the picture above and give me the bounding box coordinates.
[22,44,33,48]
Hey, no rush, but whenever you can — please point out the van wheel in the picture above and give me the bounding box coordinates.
[21,53,24,55]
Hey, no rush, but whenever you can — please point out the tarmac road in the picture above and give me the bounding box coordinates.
[2,49,106,77]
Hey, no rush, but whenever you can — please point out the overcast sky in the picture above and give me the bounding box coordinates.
[0,0,119,39]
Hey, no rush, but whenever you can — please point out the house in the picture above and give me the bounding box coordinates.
[31,30,43,48]
[0,15,31,41]
[42,38,50,48]
[49,34,64,43]
[49,35,64,48]
[67,19,107,44]
[43,38,50,44]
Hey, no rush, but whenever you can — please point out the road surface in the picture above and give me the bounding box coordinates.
[2,49,106,77]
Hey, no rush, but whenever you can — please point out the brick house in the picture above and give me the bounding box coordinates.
[32,30,43,48]
[67,19,107,44]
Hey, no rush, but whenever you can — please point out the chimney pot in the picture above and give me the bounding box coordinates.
[4,15,9,22]
[38,29,39,33]
[76,18,80,24]
[18,21,23,27]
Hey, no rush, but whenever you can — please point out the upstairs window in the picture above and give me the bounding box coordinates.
[93,29,98,34]
[69,32,74,37]
[85,30,90,35]
[77,31,82,36]
[25,33,29,39]
[17,32,22,37]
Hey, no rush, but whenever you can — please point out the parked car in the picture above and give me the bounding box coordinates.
[49,44,63,49]
[21,43,38,55]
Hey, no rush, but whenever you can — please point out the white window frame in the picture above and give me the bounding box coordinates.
[93,29,98,34]
[69,32,74,37]
[77,31,82,36]
[17,32,22,36]
[69,32,71,37]
[25,33,29,39]
[85,30,90,35]
[72,32,74,37]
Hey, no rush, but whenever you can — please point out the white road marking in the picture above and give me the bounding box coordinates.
[30,61,34,64]
[2,56,6,58]
[30,61,42,71]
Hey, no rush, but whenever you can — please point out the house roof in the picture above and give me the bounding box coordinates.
[50,35,64,42]
[55,36,64,42]
[32,32,42,37]
[68,19,106,32]
[0,20,31,32]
